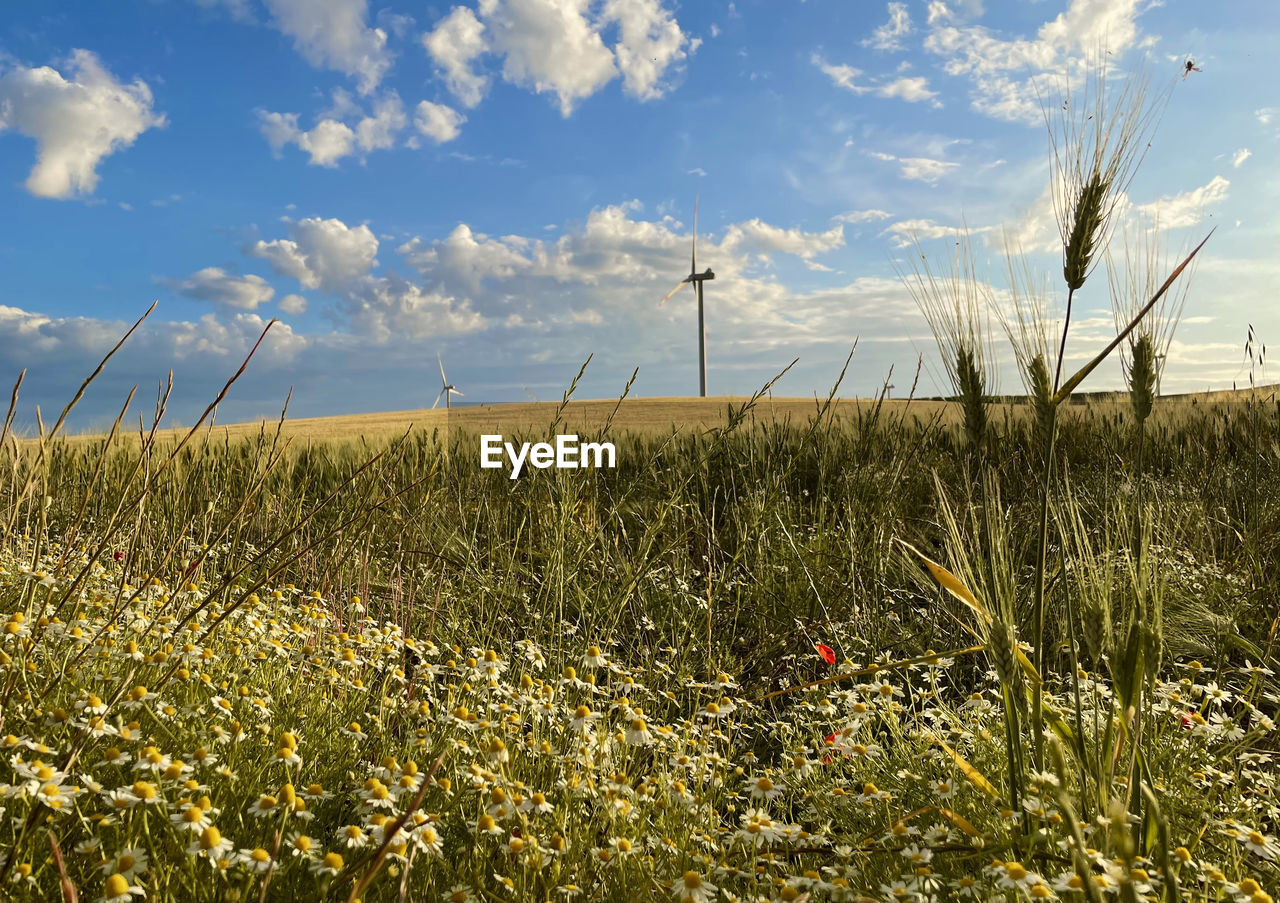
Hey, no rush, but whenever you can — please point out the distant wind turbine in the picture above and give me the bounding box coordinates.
[658,191,716,397]
[433,353,464,409]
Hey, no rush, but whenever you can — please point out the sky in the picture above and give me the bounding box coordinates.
[0,0,1276,429]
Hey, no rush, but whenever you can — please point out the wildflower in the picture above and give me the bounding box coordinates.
[98,873,145,903]
[816,643,837,665]
[99,848,148,880]
[1241,830,1280,861]
[413,822,444,856]
[170,802,213,833]
[247,794,279,818]
[188,826,233,864]
[608,837,637,857]
[569,705,599,734]
[485,737,509,765]
[519,791,554,815]
[340,825,369,849]
[625,717,654,746]
[311,851,343,878]
[748,774,783,802]
[286,834,317,860]
[998,861,1043,890]
[674,870,717,903]
[236,848,274,874]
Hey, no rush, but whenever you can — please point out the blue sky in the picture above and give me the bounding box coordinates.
[0,0,1276,428]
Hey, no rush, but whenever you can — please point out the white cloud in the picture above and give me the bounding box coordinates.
[882,218,994,248]
[263,0,391,94]
[388,201,879,360]
[814,57,865,93]
[414,100,466,143]
[339,274,485,341]
[399,224,532,289]
[293,119,357,166]
[602,0,698,101]
[1005,183,1061,254]
[812,54,939,105]
[898,156,959,182]
[1137,175,1230,229]
[876,76,939,104]
[923,0,1146,125]
[0,49,165,199]
[258,94,408,164]
[0,304,306,369]
[168,267,275,310]
[251,216,483,341]
[278,293,309,314]
[481,0,619,116]
[424,0,696,117]
[251,217,380,291]
[721,219,845,262]
[864,2,913,51]
[354,94,407,151]
[833,209,892,224]
[867,150,958,183]
[1231,148,1251,168]
[423,6,490,107]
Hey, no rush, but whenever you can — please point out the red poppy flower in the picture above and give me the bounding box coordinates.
[822,732,837,765]
[816,643,836,665]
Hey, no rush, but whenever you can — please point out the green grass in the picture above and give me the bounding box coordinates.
[0,380,1277,902]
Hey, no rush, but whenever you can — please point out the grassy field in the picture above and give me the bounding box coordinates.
[51,384,1278,448]
[0,375,1276,902]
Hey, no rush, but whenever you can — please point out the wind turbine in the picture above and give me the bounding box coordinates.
[659,192,716,397]
[433,353,464,409]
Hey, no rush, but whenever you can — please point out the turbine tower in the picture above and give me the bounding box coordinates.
[433,353,464,409]
[659,192,716,397]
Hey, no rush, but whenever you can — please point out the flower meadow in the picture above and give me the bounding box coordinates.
[0,506,1277,903]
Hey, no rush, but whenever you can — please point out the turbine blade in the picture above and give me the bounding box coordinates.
[659,278,689,307]
[450,388,464,398]
[432,390,444,409]
[438,352,446,384]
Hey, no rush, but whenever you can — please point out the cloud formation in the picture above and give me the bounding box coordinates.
[1137,175,1230,229]
[864,2,913,52]
[167,267,276,310]
[263,0,393,94]
[812,55,940,106]
[924,0,1146,124]
[0,50,166,199]
[414,101,466,143]
[421,0,698,116]
[257,93,409,165]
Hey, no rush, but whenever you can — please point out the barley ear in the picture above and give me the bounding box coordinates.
[1128,333,1157,424]
[1063,171,1109,292]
